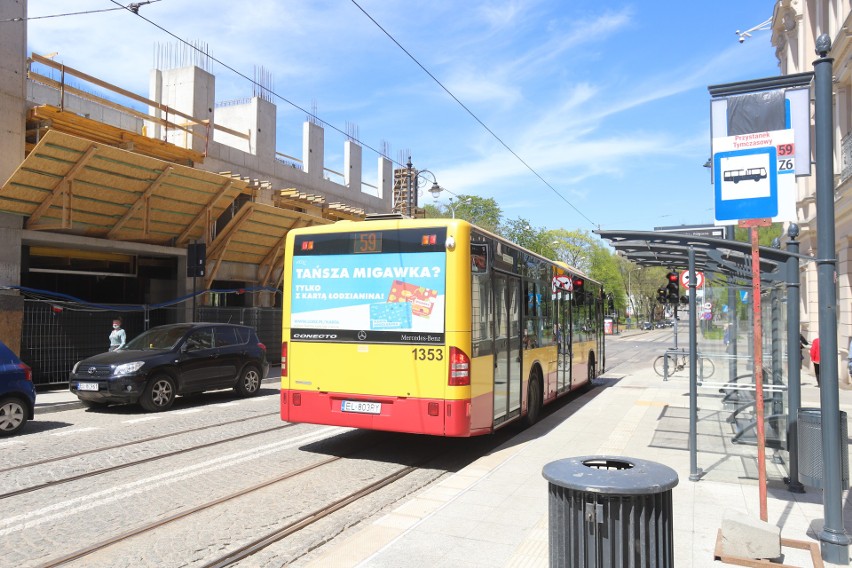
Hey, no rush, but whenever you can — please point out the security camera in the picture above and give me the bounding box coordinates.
[738,36,745,44]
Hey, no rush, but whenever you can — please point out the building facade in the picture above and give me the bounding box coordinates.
[772,0,852,380]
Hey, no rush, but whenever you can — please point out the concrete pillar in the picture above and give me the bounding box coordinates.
[0,0,26,353]
[345,140,362,192]
[302,121,324,179]
[147,68,163,140]
[254,97,276,161]
[213,97,276,160]
[157,66,215,155]
[378,156,393,200]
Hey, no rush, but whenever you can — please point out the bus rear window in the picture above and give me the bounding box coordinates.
[290,228,447,344]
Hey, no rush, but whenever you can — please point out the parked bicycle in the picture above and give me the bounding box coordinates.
[653,350,715,378]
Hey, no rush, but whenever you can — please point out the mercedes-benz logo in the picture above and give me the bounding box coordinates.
[87,367,96,374]
[357,331,367,341]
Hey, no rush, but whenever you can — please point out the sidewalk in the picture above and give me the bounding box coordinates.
[301,357,852,568]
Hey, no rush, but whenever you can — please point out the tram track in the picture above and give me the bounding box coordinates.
[0,421,295,500]
[36,438,449,568]
[0,411,279,474]
[201,461,428,568]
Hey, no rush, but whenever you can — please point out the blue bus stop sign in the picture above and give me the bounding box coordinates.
[714,146,778,221]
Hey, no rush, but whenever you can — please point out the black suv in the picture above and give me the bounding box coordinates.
[69,323,270,412]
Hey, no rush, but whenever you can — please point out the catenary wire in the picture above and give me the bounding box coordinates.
[0,1,161,22]
[348,0,598,229]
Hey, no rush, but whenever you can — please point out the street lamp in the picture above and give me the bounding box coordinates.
[447,197,470,219]
[405,157,441,217]
[429,183,470,219]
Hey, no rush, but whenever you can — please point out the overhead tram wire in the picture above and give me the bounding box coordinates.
[348,0,598,229]
[1,1,161,22]
[106,0,457,191]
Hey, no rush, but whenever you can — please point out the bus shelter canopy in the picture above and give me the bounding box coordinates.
[594,230,793,286]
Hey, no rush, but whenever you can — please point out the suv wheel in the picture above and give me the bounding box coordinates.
[235,365,262,397]
[140,374,176,412]
[0,396,28,436]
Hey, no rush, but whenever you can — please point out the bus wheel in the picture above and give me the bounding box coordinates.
[524,369,543,427]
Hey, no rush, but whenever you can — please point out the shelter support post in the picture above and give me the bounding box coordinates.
[726,226,738,385]
[785,228,805,493]
[688,247,702,481]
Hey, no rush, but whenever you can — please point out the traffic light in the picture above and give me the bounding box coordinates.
[657,287,667,304]
[665,272,679,304]
[572,277,584,293]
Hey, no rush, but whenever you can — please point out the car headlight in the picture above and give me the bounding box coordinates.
[72,361,81,374]
[113,361,144,376]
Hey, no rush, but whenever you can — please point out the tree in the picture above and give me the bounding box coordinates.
[426,194,502,232]
[501,218,548,252]
[733,222,783,246]
[587,243,625,314]
[545,229,597,274]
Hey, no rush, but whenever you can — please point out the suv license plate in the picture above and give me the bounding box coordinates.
[77,382,99,392]
[341,400,381,414]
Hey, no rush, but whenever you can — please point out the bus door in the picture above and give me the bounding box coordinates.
[557,293,571,391]
[493,273,522,422]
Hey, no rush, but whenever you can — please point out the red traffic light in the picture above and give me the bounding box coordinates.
[572,277,584,289]
[667,272,679,283]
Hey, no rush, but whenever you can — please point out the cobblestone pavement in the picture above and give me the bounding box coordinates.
[2,375,500,567]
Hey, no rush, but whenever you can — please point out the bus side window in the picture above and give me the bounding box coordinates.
[471,243,489,274]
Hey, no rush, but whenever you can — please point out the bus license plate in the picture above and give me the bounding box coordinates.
[341,400,381,414]
[77,382,99,392]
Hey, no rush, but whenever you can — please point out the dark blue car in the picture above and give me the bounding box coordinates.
[0,340,36,436]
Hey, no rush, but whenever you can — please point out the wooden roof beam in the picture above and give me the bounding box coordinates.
[259,217,306,286]
[176,179,234,246]
[107,165,172,239]
[204,203,254,287]
[27,143,98,229]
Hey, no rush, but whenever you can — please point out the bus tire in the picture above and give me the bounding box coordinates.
[524,368,543,427]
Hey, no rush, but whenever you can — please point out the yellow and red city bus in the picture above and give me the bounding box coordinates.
[280,216,605,437]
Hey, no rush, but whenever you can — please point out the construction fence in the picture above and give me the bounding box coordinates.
[22,299,281,387]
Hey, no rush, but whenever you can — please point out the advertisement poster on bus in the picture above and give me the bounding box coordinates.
[290,252,446,343]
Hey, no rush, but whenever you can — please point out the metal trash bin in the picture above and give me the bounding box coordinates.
[542,456,678,568]
[797,408,849,489]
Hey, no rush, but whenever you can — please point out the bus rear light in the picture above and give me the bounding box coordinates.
[421,234,437,246]
[281,392,287,405]
[448,346,470,386]
[293,392,302,406]
[281,342,288,377]
[428,401,439,416]
[301,240,314,251]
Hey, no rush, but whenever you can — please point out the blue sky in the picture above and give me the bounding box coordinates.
[26,1,781,233]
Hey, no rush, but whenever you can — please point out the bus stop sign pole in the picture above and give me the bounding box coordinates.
[740,217,770,522]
